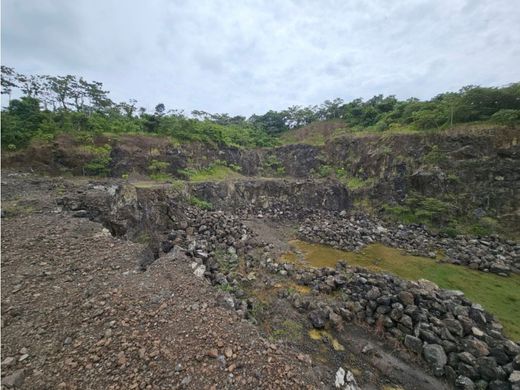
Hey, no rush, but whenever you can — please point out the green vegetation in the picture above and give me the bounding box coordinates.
[180,161,242,181]
[310,164,375,190]
[147,159,172,181]
[83,144,112,176]
[384,194,455,226]
[423,145,448,165]
[261,154,285,176]
[271,319,303,342]
[3,66,517,151]
[283,240,520,340]
[383,193,499,237]
[188,196,213,210]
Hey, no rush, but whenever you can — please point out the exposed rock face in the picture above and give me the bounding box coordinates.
[190,179,350,214]
[4,128,518,235]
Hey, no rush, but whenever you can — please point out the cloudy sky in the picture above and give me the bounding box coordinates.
[2,0,520,115]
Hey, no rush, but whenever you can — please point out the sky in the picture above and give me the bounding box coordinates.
[2,0,520,116]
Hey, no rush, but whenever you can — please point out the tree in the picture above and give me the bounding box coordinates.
[1,65,18,104]
[2,96,45,147]
[46,75,75,110]
[154,103,166,117]
[118,99,138,117]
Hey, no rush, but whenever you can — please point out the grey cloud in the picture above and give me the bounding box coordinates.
[2,0,520,115]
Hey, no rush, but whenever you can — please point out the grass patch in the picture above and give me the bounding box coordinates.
[271,319,304,342]
[284,240,520,341]
[189,196,213,210]
[180,162,242,182]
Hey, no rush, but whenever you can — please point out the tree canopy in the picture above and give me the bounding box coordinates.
[1,65,519,149]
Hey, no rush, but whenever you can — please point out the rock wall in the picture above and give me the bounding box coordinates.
[189,179,350,215]
[4,128,519,235]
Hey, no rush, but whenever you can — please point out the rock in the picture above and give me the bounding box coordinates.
[509,371,520,385]
[488,380,510,390]
[207,348,218,358]
[308,310,326,329]
[334,367,360,390]
[2,369,26,388]
[455,375,475,389]
[513,354,520,370]
[1,357,16,367]
[366,287,381,300]
[398,291,415,306]
[404,335,423,354]
[224,347,233,358]
[478,357,500,380]
[443,319,464,337]
[117,351,127,366]
[335,367,346,388]
[463,338,490,357]
[193,264,206,278]
[344,370,360,390]
[216,292,235,310]
[504,340,520,357]
[417,279,438,292]
[181,375,191,386]
[423,344,447,369]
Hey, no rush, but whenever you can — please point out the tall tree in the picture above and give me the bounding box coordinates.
[1,66,18,104]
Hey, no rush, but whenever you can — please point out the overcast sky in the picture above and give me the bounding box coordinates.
[2,0,520,115]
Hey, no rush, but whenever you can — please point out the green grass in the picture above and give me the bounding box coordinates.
[189,196,213,210]
[342,176,375,190]
[282,240,520,341]
[180,164,242,182]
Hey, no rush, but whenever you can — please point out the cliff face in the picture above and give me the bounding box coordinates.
[4,127,519,235]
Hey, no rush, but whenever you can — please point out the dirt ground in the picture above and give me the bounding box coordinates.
[1,173,323,389]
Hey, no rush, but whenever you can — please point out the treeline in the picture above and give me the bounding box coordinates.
[253,84,520,133]
[1,65,519,149]
[1,66,276,149]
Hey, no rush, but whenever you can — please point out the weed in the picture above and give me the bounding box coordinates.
[189,196,213,210]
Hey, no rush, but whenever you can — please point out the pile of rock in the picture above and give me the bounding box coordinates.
[297,212,520,276]
[282,262,520,389]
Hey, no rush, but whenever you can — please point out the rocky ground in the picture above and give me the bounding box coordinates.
[2,172,520,390]
[1,174,323,389]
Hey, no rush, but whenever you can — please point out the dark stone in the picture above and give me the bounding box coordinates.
[308,310,326,329]
[455,375,475,390]
[423,344,447,369]
[404,335,423,354]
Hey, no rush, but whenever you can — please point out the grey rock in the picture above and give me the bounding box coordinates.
[2,369,26,388]
[423,344,447,369]
[309,310,326,329]
[404,335,423,354]
[455,375,475,390]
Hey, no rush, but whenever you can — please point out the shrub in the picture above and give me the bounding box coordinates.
[84,145,112,176]
[189,196,212,210]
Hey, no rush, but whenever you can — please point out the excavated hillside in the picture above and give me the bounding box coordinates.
[2,127,520,390]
